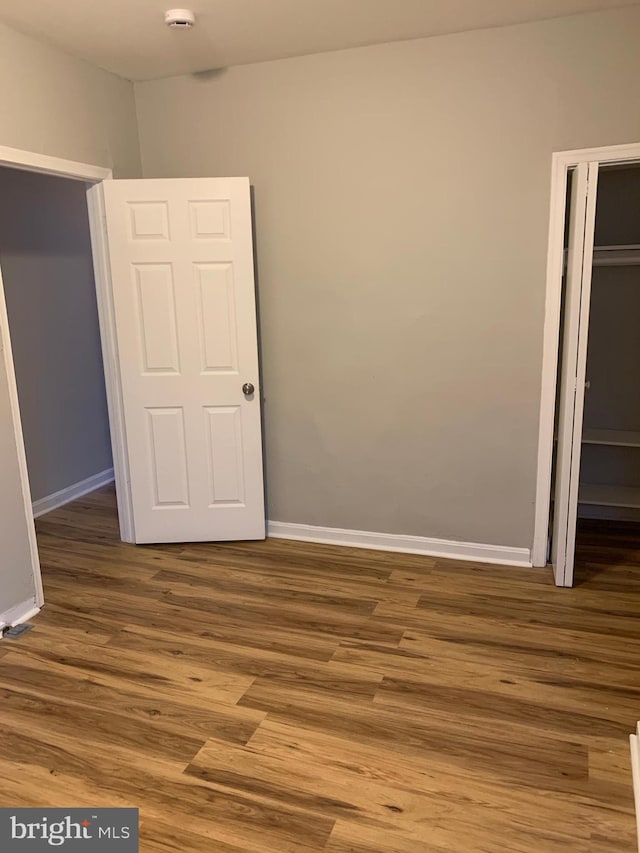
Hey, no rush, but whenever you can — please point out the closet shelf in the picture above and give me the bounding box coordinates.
[563,245,640,268]
[578,483,640,509]
[592,245,640,266]
[582,428,640,448]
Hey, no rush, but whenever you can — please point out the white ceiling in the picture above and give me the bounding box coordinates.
[0,0,636,81]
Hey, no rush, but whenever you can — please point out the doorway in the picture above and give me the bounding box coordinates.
[0,145,265,629]
[533,141,640,586]
[0,167,114,520]
[0,147,125,629]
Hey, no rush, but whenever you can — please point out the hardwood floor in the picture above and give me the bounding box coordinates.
[0,485,638,851]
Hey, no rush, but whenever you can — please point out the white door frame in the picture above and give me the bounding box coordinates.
[0,145,135,597]
[532,141,640,568]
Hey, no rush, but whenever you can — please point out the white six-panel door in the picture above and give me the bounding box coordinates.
[551,162,598,586]
[101,178,264,543]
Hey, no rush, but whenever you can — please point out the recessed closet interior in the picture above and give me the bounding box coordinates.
[0,167,112,517]
[561,163,640,580]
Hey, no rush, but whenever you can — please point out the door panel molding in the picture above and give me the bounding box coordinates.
[101,178,265,543]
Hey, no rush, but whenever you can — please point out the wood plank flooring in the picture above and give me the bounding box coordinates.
[0,486,638,851]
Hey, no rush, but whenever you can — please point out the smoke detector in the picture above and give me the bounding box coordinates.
[164,9,196,28]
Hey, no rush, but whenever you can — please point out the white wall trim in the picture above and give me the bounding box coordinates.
[32,468,114,519]
[268,521,531,567]
[532,140,640,568]
[532,151,569,567]
[630,723,640,852]
[0,599,40,633]
[0,145,112,182]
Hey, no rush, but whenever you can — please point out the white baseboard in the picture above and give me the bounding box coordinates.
[0,598,40,633]
[631,725,640,852]
[32,467,114,519]
[267,521,532,567]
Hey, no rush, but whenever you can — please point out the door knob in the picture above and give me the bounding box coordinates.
[242,382,255,396]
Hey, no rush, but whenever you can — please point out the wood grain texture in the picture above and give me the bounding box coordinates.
[0,488,637,851]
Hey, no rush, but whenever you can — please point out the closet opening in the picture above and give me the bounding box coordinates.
[0,167,115,528]
[571,164,640,582]
[537,143,640,586]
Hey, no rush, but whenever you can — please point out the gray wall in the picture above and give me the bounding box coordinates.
[0,19,140,617]
[0,19,140,177]
[0,168,112,502]
[135,7,640,549]
[594,166,640,247]
[583,266,640,432]
[580,165,640,516]
[587,167,640,430]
